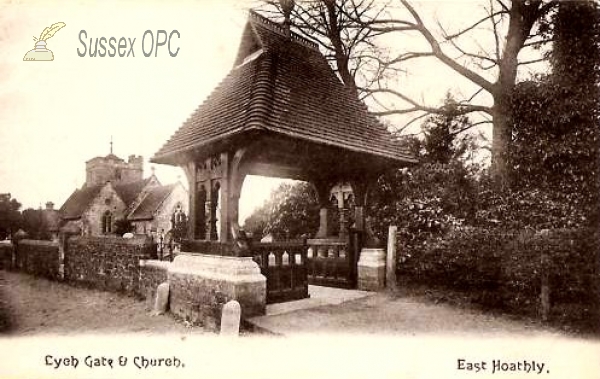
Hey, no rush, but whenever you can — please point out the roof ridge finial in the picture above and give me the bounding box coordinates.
[279,0,295,37]
[110,135,113,155]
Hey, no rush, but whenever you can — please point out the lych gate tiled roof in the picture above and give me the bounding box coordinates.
[59,184,103,220]
[152,10,415,165]
[128,184,176,221]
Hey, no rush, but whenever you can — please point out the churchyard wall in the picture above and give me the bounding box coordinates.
[1,235,264,330]
[14,240,60,280]
[64,235,156,294]
[138,259,170,307]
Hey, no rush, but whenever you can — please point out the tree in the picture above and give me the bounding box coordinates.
[260,0,389,97]
[113,218,134,236]
[243,182,320,240]
[416,93,480,166]
[0,194,22,239]
[369,96,480,242]
[262,0,561,185]
[21,208,48,240]
[507,1,600,225]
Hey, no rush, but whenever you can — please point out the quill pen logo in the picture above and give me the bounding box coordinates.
[23,22,66,61]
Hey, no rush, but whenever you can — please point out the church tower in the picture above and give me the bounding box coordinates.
[84,139,144,186]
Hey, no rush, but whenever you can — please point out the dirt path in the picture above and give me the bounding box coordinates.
[249,288,572,338]
[0,270,206,336]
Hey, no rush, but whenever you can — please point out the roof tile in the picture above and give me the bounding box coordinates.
[152,10,415,164]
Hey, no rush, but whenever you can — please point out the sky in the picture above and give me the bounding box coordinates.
[0,0,546,222]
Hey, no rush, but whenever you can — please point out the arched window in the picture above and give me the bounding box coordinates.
[101,211,112,234]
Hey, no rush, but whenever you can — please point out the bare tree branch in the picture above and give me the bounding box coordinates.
[443,10,507,41]
[398,0,496,94]
[365,87,493,116]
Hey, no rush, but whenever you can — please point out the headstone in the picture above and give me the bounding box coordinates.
[153,282,169,315]
[220,300,241,337]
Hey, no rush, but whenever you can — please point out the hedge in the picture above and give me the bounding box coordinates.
[398,227,600,329]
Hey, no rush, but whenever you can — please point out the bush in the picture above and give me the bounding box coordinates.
[398,226,600,331]
[370,162,477,251]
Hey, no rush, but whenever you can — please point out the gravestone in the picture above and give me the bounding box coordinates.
[153,282,170,315]
[220,300,241,337]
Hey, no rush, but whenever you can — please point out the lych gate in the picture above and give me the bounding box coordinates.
[151,11,416,307]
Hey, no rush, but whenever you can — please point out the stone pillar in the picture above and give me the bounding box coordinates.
[357,247,386,291]
[316,208,328,238]
[168,254,266,330]
[313,179,334,238]
[350,178,386,291]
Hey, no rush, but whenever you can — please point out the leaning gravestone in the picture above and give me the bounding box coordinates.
[220,300,241,337]
[153,282,170,315]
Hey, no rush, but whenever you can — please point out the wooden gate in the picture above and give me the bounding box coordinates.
[306,232,360,289]
[250,240,309,304]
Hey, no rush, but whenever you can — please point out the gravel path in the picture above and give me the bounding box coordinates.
[0,270,206,336]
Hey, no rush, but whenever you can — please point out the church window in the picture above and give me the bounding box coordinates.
[101,211,113,234]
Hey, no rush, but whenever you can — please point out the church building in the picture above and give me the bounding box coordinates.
[59,148,188,237]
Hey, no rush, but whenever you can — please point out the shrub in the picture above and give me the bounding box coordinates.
[398,226,600,330]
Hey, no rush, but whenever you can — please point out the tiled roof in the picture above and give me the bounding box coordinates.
[59,184,103,220]
[152,10,415,165]
[113,178,152,206]
[60,178,153,220]
[128,184,176,221]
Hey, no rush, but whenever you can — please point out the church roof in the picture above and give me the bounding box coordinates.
[113,177,153,206]
[59,184,104,220]
[151,10,415,165]
[128,184,177,221]
[59,177,157,221]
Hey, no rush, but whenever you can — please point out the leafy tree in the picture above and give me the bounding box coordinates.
[507,1,600,225]
[370,96,480,244]
[113,218,134,236]
[0,194,22,239]
[415,93,480,167]
[244,182,320,240]
[21,208,49,240]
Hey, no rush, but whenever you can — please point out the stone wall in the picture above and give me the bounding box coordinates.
[0,242,14,270]
[138,260,170,307]
[64,235,155,295]
[2,236,267,331]
[15,240,60,280]
[168,254,266,330]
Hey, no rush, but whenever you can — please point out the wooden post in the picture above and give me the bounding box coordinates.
[219,152,229,242]
[386,225,398,292]
[540,249,550,322]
